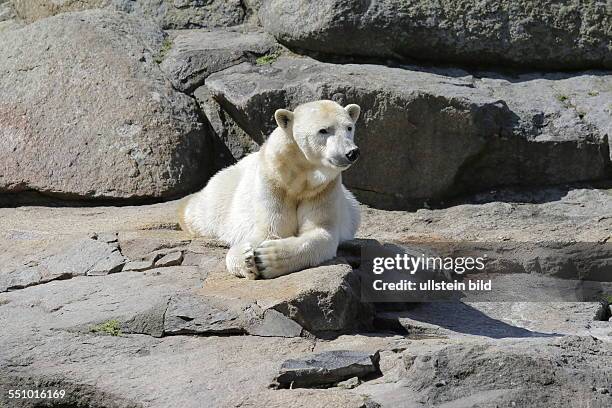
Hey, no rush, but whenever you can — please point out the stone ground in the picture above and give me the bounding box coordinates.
[1,188,611,407]
[1,3,611,407]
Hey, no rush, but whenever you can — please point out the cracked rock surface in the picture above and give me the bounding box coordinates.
[1,191,611,407]
[1,4,611,407]
[0,10,213,200]
[204,56,611,209]
[260,0,611,70]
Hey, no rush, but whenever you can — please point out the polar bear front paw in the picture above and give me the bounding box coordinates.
[226,242,260,279]
[241,244,260,280]
[253,239,294,279]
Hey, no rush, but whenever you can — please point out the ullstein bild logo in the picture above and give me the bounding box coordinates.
[357,241,612,303]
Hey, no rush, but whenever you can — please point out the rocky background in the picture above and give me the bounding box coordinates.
[0,1,611,407]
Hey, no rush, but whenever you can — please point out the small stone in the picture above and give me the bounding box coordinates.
[122,259,155,272]
[155,251,184,268]
[594,300,611,321]
[144,252,164,263]
[273,350,380,388]
[87,249,126,276]
[337,377,360,389]
[435,380,447,387]
[181,251,203,266]
[94,232,119,244]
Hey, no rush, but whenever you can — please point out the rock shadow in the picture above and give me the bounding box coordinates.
[383,302,561,339]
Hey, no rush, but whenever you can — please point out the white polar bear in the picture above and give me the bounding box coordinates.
[179,100,362,279]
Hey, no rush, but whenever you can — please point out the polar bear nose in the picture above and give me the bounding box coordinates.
[346,148,360,163]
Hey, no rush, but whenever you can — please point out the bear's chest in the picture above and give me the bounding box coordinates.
[282,169,335,201]
[266,199,299,238]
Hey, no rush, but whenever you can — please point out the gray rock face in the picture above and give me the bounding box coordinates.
[113,0,247,29]
[205,57,611,209]
[163,295,245,335]
[274,350,380,388]
[260,0,612,70]
[155,251,183,267]
[377,301,612,339]
[11,0,111,21]
[360,188,612,244]
[194,85,259,165]
[122,259,156,272]
[0,199,611,407]
[11,0,260,29]
[0,0,15,22]
[0,237,126,291]
[199,259,375,334]
[0,10,212,200]
[396,336,612,407]
[247,309,304,338]
[160,29,279,93]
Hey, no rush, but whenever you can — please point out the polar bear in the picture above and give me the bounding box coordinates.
[179,100,362,279]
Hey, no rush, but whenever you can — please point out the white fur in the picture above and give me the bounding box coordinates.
[180,100,361,279]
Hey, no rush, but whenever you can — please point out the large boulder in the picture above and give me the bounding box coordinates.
[360,336,612,407]
[203,57,611,209]
[113,0,246,29]
[160,29,280,93]
[0,10,213,200]
[10,0,110,22]
[0,1,20,32]
[260,0,612,70]
[11,0,261,29]
[0,0,15,21]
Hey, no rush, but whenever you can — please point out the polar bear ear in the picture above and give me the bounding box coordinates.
[274,109,294,130]
[345,104,361,122]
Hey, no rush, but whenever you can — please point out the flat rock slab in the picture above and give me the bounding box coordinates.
[122,259,155,272]
[161,29,280,93]
[115,0,249,30]
[0,201,610,406]
[247,309,304,338]
[359,188,612,244]
[155,251,184,268]
[377,301,612,341]
[0,330,369,408]
[198,259,375,334]
[274,350,380,388]
[0,237,126,291]
[163,294,244,335]
[260,0,611,70]
[383,336,612,407]
[11,0,256,29]
[205,57,611,210]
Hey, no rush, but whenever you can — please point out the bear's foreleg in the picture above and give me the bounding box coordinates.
[252,227,338,279]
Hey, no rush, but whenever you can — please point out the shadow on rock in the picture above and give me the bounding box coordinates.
[378,302,561,339]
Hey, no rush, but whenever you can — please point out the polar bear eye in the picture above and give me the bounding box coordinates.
[348,126,353,131]
[319,128,329,134]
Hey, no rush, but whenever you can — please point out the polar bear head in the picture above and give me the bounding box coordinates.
[274,100,361,170]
